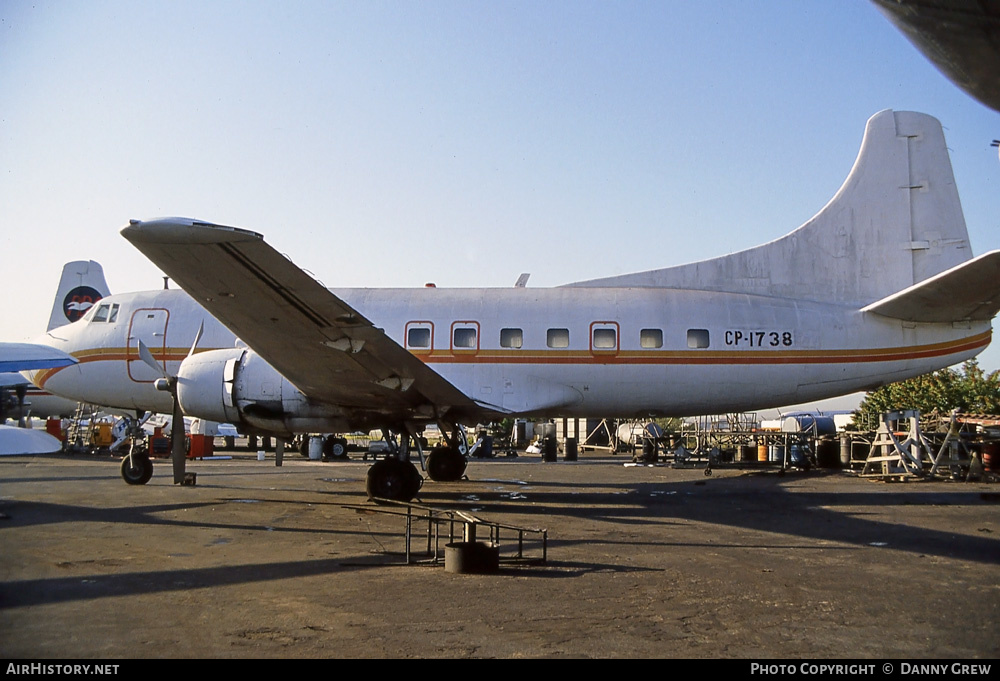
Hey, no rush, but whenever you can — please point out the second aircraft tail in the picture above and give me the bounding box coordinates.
[46,260,111,331]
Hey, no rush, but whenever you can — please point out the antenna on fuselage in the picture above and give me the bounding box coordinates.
[163,277,170,290]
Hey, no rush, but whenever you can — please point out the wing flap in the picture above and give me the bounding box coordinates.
[862,250,1000,323]
[121,218,486,421]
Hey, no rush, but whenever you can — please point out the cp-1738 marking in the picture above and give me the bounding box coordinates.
[724,330,794,347]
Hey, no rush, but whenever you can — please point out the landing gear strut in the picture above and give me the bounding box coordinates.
[118,413,154,485]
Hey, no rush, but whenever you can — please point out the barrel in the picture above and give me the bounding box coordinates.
[308,436,323,460]
[564,437,578,462]
[983,442,1000,471]
[542,435,557,462]
[816,438,840,468]
[840,434,852,467]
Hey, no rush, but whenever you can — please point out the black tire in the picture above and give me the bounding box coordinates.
[366,459,422,502]
[426,446,468,482]
[299,435,310,457]
[323,436,348,459]
[121,453,153,485]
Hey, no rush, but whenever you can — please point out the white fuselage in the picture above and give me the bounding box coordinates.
[28,285,991,428]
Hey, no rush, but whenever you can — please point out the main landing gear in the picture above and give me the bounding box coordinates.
[426,444,467,482]
[364,425,471,502]
[365,458,423,501]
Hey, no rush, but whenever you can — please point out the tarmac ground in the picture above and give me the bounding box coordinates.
[1,448,998,659]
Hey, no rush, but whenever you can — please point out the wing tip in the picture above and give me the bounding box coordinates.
[121,217,263,245]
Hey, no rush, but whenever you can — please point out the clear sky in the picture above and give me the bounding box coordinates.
[2,1,998,400]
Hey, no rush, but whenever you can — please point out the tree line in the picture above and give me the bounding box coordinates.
[852,359,1000,429]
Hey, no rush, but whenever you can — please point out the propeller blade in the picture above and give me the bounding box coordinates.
[171,393,186,484]
[187,321,204,359]
[137,340,168,379]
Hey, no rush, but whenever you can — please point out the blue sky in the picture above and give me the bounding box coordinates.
[2,1,998,398]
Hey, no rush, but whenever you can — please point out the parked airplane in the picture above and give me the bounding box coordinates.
[0,343,78,455]
[1,261,110,423]
[26,111,1000,500]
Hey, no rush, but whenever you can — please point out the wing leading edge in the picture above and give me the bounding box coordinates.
[120,218,494,424]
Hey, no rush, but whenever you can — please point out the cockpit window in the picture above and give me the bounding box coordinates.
[107,303,119,323]
[92,304,110,323]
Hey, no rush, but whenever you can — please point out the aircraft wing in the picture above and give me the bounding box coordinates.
[0,342,78,373]
[121,218,496,424]
[862,250,1000,323]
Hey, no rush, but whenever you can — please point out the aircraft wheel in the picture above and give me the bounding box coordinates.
[366,459,422,502]
[324,436,348,459]
[121,452,153,485]
[426,446,468,482]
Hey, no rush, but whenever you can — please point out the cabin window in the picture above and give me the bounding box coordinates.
[640,328,663,348]
[407,327,431,349]
[92,304,110,323]
[500,328,523,349]
[453,327,477,349]
[687,328,710,349]
[592,327,616,349]
[547,328,570,348]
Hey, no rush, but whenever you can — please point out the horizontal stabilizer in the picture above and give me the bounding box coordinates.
[862,250,1000,323]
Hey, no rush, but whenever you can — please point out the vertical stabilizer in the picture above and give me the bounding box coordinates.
[47,261,110,331]
[565,111,971,307]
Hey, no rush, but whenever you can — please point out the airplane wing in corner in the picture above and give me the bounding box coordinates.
[0,342,78,373]
[120,218,492,423]
[862,250,1000,323]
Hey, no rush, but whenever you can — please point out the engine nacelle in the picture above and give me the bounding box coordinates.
[176,347,344,435]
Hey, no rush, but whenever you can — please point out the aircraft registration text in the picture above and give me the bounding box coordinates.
[724,330,794,347]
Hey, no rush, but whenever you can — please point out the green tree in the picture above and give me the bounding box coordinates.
[852,359,1000,429]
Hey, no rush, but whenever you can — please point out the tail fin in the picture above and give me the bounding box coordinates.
[565,110,972,308]
[47,260,111,331]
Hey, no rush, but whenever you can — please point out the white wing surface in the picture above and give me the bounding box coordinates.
[121,218,489,422]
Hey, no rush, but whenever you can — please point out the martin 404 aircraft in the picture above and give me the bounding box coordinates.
[26,111,1000,500]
